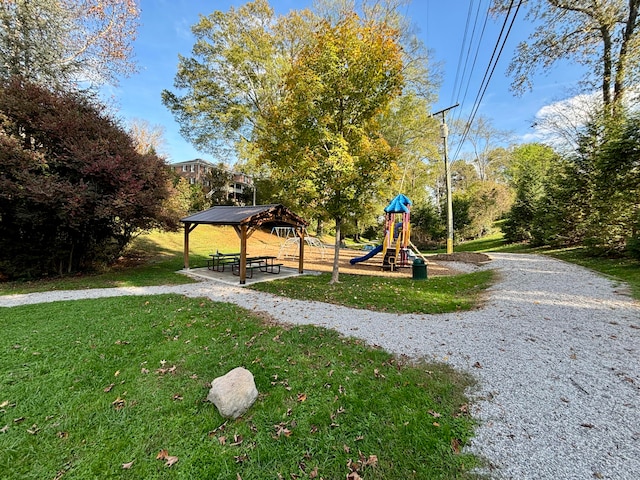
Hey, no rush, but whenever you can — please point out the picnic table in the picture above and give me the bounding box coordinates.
[207,252,240,272]
[231,255,283,278]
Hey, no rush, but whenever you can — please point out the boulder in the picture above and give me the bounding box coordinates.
[207,367,258,419]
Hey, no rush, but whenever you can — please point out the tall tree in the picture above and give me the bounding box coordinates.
[0,0,139,88]
[258,13,404,283]
[494,0,640,115]
[161,0,312,156]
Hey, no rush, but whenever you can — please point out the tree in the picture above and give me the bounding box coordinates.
[0,77,175,279]
[161,0,310,156]
[127,118,168,157]
[204,163,234,205]
[502,143,558,242]
[0,0,139,88]
[452,115,513,182]
[380,93,440,205]
[258,13,404,282]
[494,0,640,115]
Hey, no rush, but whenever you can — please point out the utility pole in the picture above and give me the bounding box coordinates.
[432,103,458,255]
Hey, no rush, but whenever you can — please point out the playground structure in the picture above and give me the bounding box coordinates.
[350,194,425,271]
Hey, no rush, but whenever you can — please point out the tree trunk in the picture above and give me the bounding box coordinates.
[601,25,613,112]
[330,217,341,283]
[316,217,324,237]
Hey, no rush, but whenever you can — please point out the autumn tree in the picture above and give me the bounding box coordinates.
[127,118,168,157]
[0,0,139,88]
[161,0,311,156]
[258,14,403,282]
[0,77,175,279]
[494,0,640,115]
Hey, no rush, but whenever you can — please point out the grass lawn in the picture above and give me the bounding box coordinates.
[0,295,481,479]
[249,270,494,314]
[0,228,236,296]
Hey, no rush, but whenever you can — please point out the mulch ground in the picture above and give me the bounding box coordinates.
[247,233,491,277]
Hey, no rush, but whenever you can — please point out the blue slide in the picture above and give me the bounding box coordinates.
[349,244,383,265]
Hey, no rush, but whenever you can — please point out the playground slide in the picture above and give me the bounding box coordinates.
[349,244,383,265]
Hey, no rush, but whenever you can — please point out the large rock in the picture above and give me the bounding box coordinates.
[207,367,258,419]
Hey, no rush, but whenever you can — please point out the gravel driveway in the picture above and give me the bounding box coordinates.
[2,252,639,479]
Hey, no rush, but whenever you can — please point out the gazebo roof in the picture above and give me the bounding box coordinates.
[181,204,308,228]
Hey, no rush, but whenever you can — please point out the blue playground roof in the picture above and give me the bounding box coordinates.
[384,194,412,213]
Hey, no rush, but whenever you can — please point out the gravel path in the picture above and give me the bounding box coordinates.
[2,252,639,479]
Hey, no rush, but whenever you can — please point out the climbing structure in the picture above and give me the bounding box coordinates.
[382,194,412,271]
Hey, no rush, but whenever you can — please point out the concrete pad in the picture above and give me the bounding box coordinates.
[178,265,320,286]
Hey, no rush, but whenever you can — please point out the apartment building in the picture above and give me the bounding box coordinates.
[171,158,254,204]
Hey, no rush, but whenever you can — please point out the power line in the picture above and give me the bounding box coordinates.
[451,0,523,161]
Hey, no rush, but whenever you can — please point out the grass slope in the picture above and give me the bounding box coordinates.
[0,295,481,479]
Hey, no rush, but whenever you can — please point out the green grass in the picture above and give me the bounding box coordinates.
[249,270,494,314]
[0,295,481,479]
[0,227,240,295]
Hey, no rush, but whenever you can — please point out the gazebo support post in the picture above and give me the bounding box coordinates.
[183,223,198,269]
[298,227,305,273]
[239,225,248,284]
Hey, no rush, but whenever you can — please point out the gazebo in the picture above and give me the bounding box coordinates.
[181,204,309,284]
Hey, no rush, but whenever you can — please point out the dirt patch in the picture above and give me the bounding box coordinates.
[247,231,490,277]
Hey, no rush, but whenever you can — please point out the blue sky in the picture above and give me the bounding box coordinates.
[112,0,583,164]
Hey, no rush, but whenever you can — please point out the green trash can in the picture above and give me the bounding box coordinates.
[412,258,427,280]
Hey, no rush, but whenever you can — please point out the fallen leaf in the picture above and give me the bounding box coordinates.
[218,436,226,445]
[141,368,150,374]
[27,424,39,435]
[121,461,134,469]
[230,434,243,446]
[347,472,362,480]
[451,438,461,454]
[309,466,319,478]
[432,422,440,427]
[1,425,8,433]
[165,455,179,467]
[428,410,441,418]
[343,444,351,453]
[57,431,68,439]
[104,383,115,393]
[0,401,9,408]
[114,370,120,377]
[156,449,169,460]
[297,393,307,402]
[234,454,248,463]
[13,417,25,424]
[112,397,126,410]
[172,394,183,401]
[365,454,378,467]
[473,361,482,368]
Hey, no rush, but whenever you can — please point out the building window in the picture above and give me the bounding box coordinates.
[189,177,195,184]
[182,165,188,172]
[190,165,196,173]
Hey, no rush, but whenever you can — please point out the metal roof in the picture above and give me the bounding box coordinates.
[180,204,308,228]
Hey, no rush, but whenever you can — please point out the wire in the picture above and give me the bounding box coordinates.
[450,1,476,106]
[451,0,523,161]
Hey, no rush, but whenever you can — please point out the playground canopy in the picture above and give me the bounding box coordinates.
[181,204,309,284]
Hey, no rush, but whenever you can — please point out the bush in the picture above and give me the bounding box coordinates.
[0,78,177,279]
